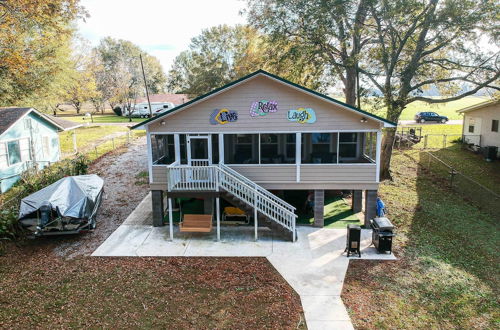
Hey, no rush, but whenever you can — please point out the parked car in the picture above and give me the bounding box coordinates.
[414,111,448,123]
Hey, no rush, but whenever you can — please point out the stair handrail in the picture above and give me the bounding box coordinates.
[219,163,296,212]
[166,163,297,239]
[216,165,296,233]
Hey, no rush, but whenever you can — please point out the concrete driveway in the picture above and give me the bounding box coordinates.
[93,194,396,330]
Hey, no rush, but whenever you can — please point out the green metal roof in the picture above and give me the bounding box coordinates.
[131,69,396,129]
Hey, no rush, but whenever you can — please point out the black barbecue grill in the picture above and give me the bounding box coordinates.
[345,224,361,257]
[370,217,395,254]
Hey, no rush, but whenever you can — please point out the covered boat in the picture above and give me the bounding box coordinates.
[18,174,104,236]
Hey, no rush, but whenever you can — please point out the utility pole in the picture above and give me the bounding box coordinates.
[140,53,153,118]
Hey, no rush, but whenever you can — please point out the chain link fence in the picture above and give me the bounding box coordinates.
[418,150,500,218]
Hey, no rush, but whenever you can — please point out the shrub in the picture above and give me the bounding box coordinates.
[112,106,122,116]
[0,154,90,239]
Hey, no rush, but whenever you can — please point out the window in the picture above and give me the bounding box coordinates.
[492,120,499,132]
[42,136,50,158]
[224,134,258,164]
[260,134,279,164]
[468,118,475,133]
[0,143,7,169]
[339,133,358,160]
[7,140,21,165]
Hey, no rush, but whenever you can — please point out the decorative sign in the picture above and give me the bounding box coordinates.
[287,108,317,124]
[250,100,278,117]
[210,108,238,125]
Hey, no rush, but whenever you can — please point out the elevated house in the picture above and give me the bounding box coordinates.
[132,70,396,241]
[0,108,79,193]
[458,99,500,157]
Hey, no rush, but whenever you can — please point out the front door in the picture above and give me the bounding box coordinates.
[187,135,211,166]
[186,135,212,183]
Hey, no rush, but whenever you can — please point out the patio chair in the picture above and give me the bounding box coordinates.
[222,207,249,224]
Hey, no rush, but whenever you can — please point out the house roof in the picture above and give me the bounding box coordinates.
[457,99,499,114]
[135,93,189,105]
[131,70,397,130]
[0,107,64,137]
[48,116,83,131]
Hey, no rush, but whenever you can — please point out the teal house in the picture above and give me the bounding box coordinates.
[0,108,69,193]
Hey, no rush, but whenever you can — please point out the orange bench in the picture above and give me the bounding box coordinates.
[179,214,213,233]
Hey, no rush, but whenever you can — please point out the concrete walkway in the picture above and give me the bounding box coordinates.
[93,195,396,330]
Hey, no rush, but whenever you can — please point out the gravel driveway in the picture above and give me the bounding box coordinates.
[53,136,149,258]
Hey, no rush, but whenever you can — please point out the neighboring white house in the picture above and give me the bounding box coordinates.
[458,99,500,156]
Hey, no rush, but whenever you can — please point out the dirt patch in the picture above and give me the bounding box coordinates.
[0,249,304,329]
[53,136,149,258]
[0,136,305,329]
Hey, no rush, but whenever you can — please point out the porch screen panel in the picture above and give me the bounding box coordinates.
[211,134,219,164]
[151,134,175,164]
[224,134,258,164]
[260,134,279,164]
[362,132,376,162]
[339,133,359,161]
[301,133,337,164]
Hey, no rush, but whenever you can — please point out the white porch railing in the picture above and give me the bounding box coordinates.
[166,162,297,241]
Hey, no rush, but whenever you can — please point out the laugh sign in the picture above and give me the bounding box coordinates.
[210,108,238,125]
[287,108,316,124]
[250,100,278,117]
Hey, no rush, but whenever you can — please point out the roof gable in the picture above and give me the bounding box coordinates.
[132,70,396,129]
[0,107,64,137]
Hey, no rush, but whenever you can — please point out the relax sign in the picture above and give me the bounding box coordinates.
[287,108,316,124]
[210,108,238,125]
[250,100,278,117]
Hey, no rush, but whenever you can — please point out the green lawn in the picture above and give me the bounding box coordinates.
[342,149,499,329]
[396,97,487,120]
[59,126,130,154]
[399,124,500,194]
[334,96,487,121]
[64,114,144,123]
[297,196,361,228]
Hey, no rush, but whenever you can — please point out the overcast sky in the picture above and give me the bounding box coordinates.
[78,0,247,72]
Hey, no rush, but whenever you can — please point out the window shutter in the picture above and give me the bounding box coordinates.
[0,142,7,168]
[19,138,31,161]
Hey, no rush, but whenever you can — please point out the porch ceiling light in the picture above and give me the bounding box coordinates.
[161,120,166,125]
[360,117,367,123]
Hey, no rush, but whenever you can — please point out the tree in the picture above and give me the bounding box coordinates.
[167,25,262,96]
[64,37,99,114]
[93,37,167,114]
[167,24,328,97]
[0,0,85,107]
[246,0,373,106]
[361,0,499,178]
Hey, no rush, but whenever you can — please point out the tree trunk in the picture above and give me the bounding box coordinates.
[342,66,357,106]
[380,127,396,180]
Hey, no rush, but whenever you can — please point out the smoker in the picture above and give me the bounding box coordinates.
[370,217,395,254]
[345,224,361,257]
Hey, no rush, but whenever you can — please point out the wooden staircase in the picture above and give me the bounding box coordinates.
[167,162,297,242]
[220,191,296,241]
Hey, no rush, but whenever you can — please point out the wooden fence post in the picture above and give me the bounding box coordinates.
[73,131,77,153]
[424,135,428,149]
